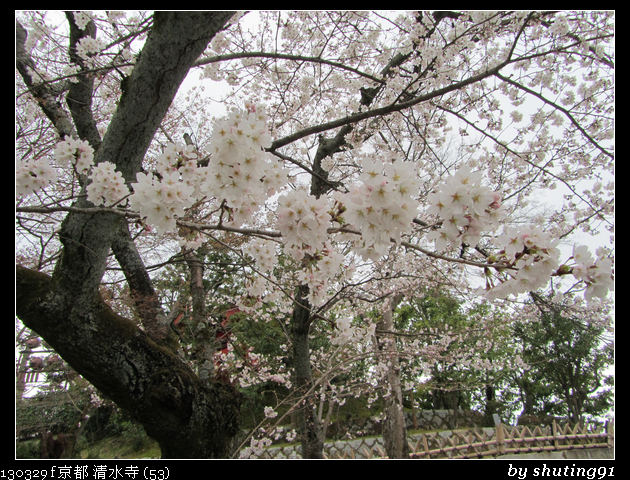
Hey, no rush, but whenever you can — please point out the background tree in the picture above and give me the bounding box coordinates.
[394,289,514,426]
[511,294,614,425]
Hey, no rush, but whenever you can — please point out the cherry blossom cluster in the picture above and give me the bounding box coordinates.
[480,225,561,299]
[53,136,95,173]
[72,11,93,30]
[18,103,290,241]
[244,235,351,309]
[244,237,278,273]
[129,169,195,235]
[264,406,278,418]
[86,161,129,206]
[340,157,421,261]
[567,245,614,302]
[295,241,347,307]
[153,141,209,203]
[179,233,204,251]
[16,157,58,199]
[423,165,614,302]
[17,136,100,199]
[125,104,288,236]
[215,342,292,391]
[548,13,570,37]
[275,189,349,306]
[240,437,273,458]
[331,316,376,346]
[276,188,331,261]
[426,164,505,252]
[480,226,613,302]
[155,142,198,175]
[238,277,269,312]
[75,36,107,61]
[201,104,289,227]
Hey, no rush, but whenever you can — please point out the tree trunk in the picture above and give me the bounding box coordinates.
[15,12,241,458]
[185,249,218,381]
[291,285,324,459]
[482,384,499,427]
[110,221,178,351]
[519,378,536,416]
[287,130,351,458]
[17,266,241,458]
[376,293,409,459]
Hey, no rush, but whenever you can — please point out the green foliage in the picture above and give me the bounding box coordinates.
[16,389,89,439]
[119,419,150,451]
[82,405,115,442]
[15,439,40,459]
[389,288,528,425]
[511,296,614,423]
[395,290,489,405]
[78,408,158,459]
[74,422,160,459]
[228,308,289,358]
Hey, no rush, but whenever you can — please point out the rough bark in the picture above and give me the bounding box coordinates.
[288,131,350,459]
[290,285,324,458]
[16,266,241,458]
[16,20,76,140]
[65,12,102,151]
[110,221,179,350]
[376,293,409,459]
[15,11,240,458]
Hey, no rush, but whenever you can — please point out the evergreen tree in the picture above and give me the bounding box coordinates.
[511,294,614,424]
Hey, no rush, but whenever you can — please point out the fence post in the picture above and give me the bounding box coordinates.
[423,435,430,459]
[494,415,505,455]
[552,419,559,450]
[606,420,614,449]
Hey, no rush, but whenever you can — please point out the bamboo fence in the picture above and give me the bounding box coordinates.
[407,420,613,459]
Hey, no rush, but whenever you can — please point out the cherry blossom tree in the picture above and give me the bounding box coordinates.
[16,11,613,458]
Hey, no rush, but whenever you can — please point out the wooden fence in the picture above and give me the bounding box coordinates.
[407,420,613,459]
[257,420,613,459]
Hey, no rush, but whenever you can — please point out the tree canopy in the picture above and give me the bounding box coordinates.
[16,11,613,458]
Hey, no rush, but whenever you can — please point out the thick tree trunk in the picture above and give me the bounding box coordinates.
[17,266,241,458]
[15,12,241,458]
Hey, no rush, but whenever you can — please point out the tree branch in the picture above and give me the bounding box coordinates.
[16,20,76,140]
[195,51,386,85]
[269,60,511,152]
[495,72,613,160]
[110,220,179,350]
[64,12,102,151]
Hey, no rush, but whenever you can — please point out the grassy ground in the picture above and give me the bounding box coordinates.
[77,434,161,459]
[16,433,161,460]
